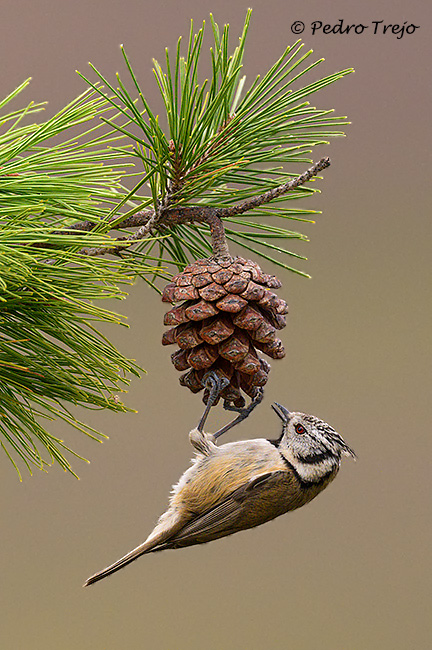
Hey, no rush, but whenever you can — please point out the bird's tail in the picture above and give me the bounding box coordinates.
[83,532,169,587]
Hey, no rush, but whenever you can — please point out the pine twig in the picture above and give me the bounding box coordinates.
[78,157,330,257]
[216,157,330,218]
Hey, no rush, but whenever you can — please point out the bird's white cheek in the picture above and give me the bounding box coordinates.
[295,457,338,482]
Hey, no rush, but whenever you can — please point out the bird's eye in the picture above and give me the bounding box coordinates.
[295,423,306,435]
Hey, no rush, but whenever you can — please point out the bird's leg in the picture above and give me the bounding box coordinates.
[197,371,230,433]
[190,371,230,455]
[213,388,264,440]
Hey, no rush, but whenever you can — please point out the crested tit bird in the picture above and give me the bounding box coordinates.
[84,390,355,586]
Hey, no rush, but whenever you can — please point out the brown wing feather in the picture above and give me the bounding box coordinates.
[153,470,291,551]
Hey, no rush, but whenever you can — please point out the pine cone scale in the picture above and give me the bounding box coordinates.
[191,273,213,288]
[200,316,234,344]
[198,282,227,301]
[215,294,248,313]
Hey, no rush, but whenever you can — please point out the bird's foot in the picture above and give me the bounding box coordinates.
[213,388,264,440]
[197,371,230,432]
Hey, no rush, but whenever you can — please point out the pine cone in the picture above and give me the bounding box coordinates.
[162,257,288,407]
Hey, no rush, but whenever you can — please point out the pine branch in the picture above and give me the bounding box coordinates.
[75,10,352,272]
[76,157,330,257]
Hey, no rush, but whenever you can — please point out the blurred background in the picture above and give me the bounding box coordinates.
[1,0,430,648]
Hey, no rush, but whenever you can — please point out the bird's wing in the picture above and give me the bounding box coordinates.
[154,470,287,550]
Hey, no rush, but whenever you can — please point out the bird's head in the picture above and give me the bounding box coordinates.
[271,403,356,483]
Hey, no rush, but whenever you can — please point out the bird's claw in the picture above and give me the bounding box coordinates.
[223,387,264,416]
[202,371,230,404]
[214,388,264,440]
[197,371,230,432]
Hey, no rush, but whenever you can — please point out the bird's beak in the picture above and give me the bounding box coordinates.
[271,402,291,423]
